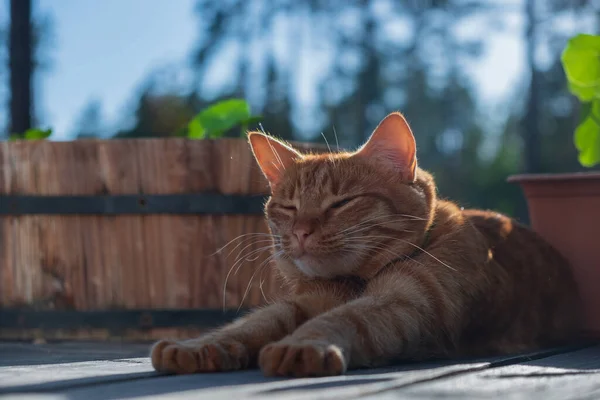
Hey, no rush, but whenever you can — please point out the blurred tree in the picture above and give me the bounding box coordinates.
[0,24,6,132]
[522,0,541,173]
[189,0,496,141]
[8,0,33,136]
[74,99,105,139]
[6,0,54,138]
[114,85,197,138]
[114,64,203,138]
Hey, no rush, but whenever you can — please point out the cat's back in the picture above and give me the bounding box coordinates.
[461,208,578,296]
[463,210,568,268]
[462,208,570,273]
[458,208,582,352]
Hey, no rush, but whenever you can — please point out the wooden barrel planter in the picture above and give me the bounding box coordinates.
[0,138,320,341]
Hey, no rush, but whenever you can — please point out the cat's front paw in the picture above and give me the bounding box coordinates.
[150,338,249,374]
[259,337,347,377]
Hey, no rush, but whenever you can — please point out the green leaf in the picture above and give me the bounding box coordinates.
[561,34,600,102]
[574,99,600,167]
[580,100,592,121]
[187,99,251,139]
[238,115,264,137]
[187,118,206,139]
[9,128,52,140]
[24,128,52,140]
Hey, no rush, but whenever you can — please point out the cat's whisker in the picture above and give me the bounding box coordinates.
[338,215,428,234]
[321,131,339,166]
[356,213,427,224]
[396,239,456,271]
[228,240,276,265]
[321,131,332,153]
[258,122,266,134]
[337,215,392,233]
[232,245,276,276]
[332,125,340,150]
[242,252,267,263]
[237,250,282,312]
[340,221,417,237]
[334,218,421,238]
[211,233,279,257]
[223,244,277,310]
[401,254,427,267]
[337,214,427,235]
[344,234,455,271]
[345,241,427,267]
[231,240,275,263]
[257,124,288,171]
[270,161,283,173]
[258,265,273,305]
[342,240,417,265]
[238,267,262,312]
[266,138,286,171]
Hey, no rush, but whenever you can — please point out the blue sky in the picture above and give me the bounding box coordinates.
[1,0,583,141]
[2,0,197,139]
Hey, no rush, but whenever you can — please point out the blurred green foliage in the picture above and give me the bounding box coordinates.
[184,99,261,139]
[562,34,600,167]
[9,128,52,141]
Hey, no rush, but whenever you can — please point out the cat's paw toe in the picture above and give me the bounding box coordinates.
[150,340,198,374]
[259,338,346,377]
[150,339,249,374]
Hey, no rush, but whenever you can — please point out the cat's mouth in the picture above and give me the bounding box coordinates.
[289,247,364,278]
[293,256,325,278]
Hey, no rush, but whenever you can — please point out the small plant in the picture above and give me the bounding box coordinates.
[9,128,53,141]
[184,99,261,139]
[561,33,600,167]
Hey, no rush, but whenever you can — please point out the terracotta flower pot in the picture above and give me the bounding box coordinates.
[508,172,600,336]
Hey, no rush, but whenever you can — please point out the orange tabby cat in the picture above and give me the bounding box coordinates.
[151,112,582,377]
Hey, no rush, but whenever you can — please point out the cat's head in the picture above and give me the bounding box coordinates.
[248,112,437,281]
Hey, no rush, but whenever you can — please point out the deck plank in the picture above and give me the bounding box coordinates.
[0,342,153,392]
[380,345,600,400]
[1,341,597,399]
[0,341,149,367]
[2,360,490,400]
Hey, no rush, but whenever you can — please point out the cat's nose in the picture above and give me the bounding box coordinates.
[293,227,313,247]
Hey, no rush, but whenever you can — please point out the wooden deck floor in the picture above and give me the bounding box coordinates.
[2,341,600,399]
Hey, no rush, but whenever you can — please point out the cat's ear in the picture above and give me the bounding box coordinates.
[248,132,303,188]
[355,112,417,182]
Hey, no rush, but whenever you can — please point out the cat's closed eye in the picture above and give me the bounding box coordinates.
[329,198,353,210]
[276,203,297,211]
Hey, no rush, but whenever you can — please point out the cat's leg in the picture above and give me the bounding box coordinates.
[259,267,460,377]
[150,294,344,374]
